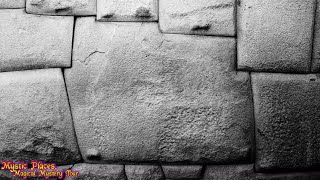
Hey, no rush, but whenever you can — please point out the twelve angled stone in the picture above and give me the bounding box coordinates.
[0,9,73,72]
[65,17,253,163]
[159,0,235,36]
[0,69,81,165]
[252,73,320,172]
[0,0,25,8]
[238,0,315,73]
[26,0,96,16]
[97,0,158,21]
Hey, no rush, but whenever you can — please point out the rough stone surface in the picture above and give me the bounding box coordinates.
[26,0,96,16]
[0,69,81,165]
[64,164,126,180]
[0,9,73,72]
[312,0,320,72]
[238,0,315,73]
[65,18,253,163]
[97,0,158,21]
[252,73,320,172]
[0,0,25,8]
[203,164,320,180]
[203,164,254,180]
[125,165,164,180]
[159,0,235,36]
[162,165,203,180]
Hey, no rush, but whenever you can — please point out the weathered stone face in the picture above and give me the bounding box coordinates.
[26,0,96,16]
[162,165,203,180]
[312,0,320,72]
[0,69,81,165]
[97,0,158,21]
[0,9,73,72]
[0,0,25,8]
[65,17,253,163]
[125,165,164,180]
[64,164,126,180]
[238,0,315,73]
[203,164,254,180]
[159,0,235,36]
[252,73,320,172]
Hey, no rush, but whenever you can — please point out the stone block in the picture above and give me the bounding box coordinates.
[125,165,164,180]
[162,165,203,180]
[252,73,320,171]
[26,0,96,16]
[97,0,158,21]
[0,0,25,8]
[0,9,73,72]
[65,18,253,163]
[64,164,126,180]
[238,0,315,73]
[0,69,81,165]
[312,0,320,72]
[203,164,254,180]
[159,0,235,36]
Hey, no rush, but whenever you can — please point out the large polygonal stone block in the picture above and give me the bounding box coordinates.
[238,0,315,73]
[252,73,320,172]
[0,0,25,8]
[0,9,73,72]
[97,0,158,21]
[159,0,236,36]
[65,18,253,163]
[26,0,96,16]
[0,69,81,165]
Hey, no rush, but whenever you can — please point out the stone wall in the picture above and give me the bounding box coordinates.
[0,0,320,179]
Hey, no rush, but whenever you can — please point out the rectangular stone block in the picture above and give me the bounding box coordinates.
[64,164,126,180]
[159,0,236,36]
[162,165,203,180]
[0,9,73,72]
[65,18,253,163]
[125,165,164,180]
[0,69,81,165]
[26,0,96,16]
[252,73,320,172]
[312,0,320,72]
[97,0,158,21]
[238,0,315,73]
[0,0,25,8]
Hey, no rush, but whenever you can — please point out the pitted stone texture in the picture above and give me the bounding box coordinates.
[64,164,126,180]
[238,0,314,73]
[0,9,73,72]
[312,1,320,72]
[203,164,254,180]
[252,73,320,172]
[97,0,158,21]
[159,0,235,36]
[203,164,320,180]
[65,18,253,163]
[162,165,203,180]
[0,0,25,8]
[125,165,164,180]
[0,69,81,165]
[26,0,96,16]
